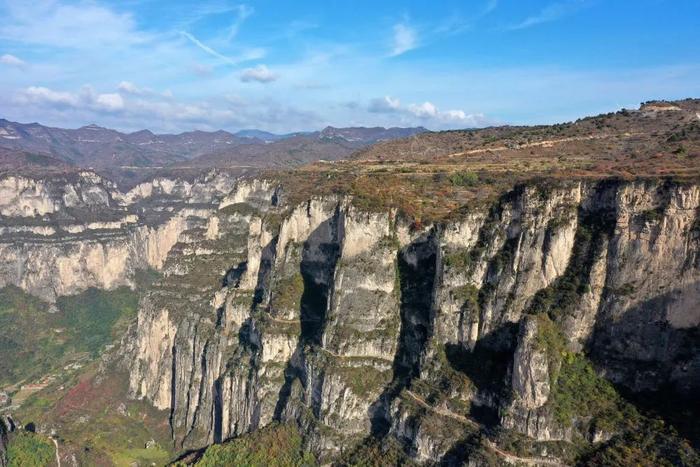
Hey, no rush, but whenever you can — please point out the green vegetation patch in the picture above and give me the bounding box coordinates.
[452,284,479,305]
[339,436,416,467]
[533,314,567,382]
[0,286,138,387]
[548,353,628,430]
[581,418,699,466]
[195,423,315,467]
[637,206,665,224]
[17,368,174,467]
[334,365,392,397]
[219,202,260,217]
[527,316,698,465]
[56,287,139,356]
[532,315,626,431]
[448,170,479,187]
[7,431,55,467]
[443,248,472,270]
[271,272,305,312]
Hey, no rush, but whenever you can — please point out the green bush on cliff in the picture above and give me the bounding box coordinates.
[582,418,700,466]
[533,314,567,388]
[452,284,479,305]
[533,315,628,431]
[340,437,416,467]
[448,171,479,187]
[7,431,54,467]
[549,353,629,430]
[196,423,315,467]
[530,314,628,433]
[271,272,305,311]
[529,315,697,465]
[443,248,472,270]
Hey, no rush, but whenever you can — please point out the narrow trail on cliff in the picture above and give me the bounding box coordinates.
[486,440,568,467]
[483,441,568,467]
[317,346,393,362]
[404,390,478,427]
[404,390,568,467]
[442,132,641,159]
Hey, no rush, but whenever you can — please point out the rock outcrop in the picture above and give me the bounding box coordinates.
[124,178,700,463]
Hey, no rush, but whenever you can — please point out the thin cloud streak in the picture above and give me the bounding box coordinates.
[508,0,588,30]
[226,4,254,41]
[180,31,237,64]
[179,31,264,65]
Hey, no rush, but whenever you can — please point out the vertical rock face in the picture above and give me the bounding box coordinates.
[500,316,571,442]
[588,181,700,394]
[125,178,700,462]
[0,170,237,301]
[511,316,551,410]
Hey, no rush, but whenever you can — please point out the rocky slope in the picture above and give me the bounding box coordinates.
[123,176,700,464]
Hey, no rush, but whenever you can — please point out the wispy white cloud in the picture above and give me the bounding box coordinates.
[226,4,254,41]
[19,85,124,112]
[240,64,278,83]
[509,0,587,30]
[367,95,490,128]
[95,92,124,111]
[390,23,417,56]
[407,101,487,126]
[434,1,498,36]
[0,1,147,48]
[0,53,26,67]
[21,86,78,108]
[9,83,322,133]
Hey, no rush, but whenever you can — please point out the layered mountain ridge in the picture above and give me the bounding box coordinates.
[0,119,425,169]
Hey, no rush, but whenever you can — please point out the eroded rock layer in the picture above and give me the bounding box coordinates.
[0,170,237,301]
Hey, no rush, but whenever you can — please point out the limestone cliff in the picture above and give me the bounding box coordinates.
[124,178,699,464]
[0,170,237,301]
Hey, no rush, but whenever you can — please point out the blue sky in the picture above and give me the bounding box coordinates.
[0,0,698,133]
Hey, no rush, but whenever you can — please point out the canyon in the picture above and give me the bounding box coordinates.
[1,101,699,466]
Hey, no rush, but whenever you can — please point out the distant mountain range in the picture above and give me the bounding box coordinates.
[0,119,427,169]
